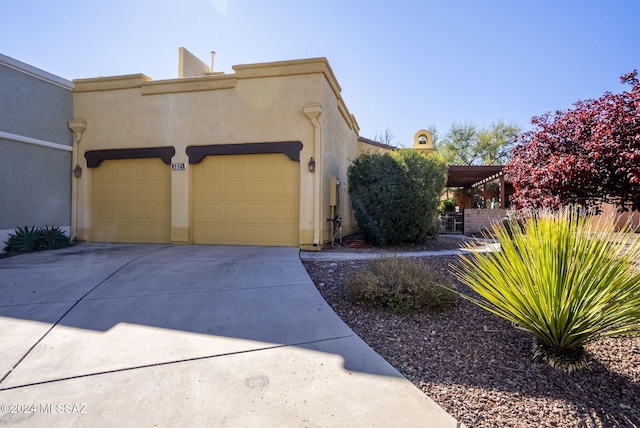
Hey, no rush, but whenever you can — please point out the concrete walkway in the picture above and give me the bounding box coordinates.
[0,244,460,427]
[300,239,499,261]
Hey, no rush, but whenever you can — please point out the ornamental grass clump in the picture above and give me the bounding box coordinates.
[346,256,456,315]
[453,208,640,372]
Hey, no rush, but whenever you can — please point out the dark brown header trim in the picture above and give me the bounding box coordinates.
[85,147,176,168]
[186,141,303,164]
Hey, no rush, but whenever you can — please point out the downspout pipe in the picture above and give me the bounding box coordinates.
[68,119,87,241]
[303,105,322,246]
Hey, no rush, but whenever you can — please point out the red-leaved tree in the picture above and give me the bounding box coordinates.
[507,70,640,211]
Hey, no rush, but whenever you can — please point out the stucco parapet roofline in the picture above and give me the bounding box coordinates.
[233,57,358,132]
[233,57,343,101]
[358,136,397,151]
[141,73,237,95]
[232,57,341,88]
[0,52,73,90]
[73,74,152,92]
[70,55,359,132]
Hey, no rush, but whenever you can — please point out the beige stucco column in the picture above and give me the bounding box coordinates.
[68,119,87,241]
[170,152,191,244]
[303,105,322,247]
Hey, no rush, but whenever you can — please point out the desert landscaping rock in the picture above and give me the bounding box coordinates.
[303,254,640,427]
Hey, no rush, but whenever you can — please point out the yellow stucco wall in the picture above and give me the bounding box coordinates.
[319,77,360,243]
[72,57,359,249]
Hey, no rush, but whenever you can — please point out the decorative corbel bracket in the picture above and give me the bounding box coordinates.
[68,119,87,146]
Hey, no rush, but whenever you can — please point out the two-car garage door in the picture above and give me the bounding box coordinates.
[91,154,299,246]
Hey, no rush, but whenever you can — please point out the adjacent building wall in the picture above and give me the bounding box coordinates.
[0,53,73,248]
[357,137,396,154]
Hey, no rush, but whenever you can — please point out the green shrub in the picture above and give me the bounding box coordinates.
[439,198,456,214]
[453,207,640,371]
[348,150,447,245]
[4,225,71,254]
[345,256,457,314]
[426,215,441,239]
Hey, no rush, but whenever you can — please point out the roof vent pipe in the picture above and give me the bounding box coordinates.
[210,51,216,72]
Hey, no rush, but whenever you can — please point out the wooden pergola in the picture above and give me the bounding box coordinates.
[446,165,506,208]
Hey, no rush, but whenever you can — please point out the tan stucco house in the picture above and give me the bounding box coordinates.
[70,48,388,250]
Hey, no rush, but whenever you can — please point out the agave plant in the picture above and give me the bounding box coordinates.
[37,225,71,250]
[3,225,71,255]
[452,207,640,372]
[4,225,41,254]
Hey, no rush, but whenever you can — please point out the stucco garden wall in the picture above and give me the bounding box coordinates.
[463,209,508,236]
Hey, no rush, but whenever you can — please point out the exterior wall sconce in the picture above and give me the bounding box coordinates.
[308,157,316,172]
[73,164,83,178]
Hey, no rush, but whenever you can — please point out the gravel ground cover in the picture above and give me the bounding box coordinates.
[302,238,640,427]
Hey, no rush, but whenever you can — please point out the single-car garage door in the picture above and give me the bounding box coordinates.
[92,158,171,243]
[193,153,299,246]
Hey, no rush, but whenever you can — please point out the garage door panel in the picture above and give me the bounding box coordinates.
[267,202,299,223]
[94,204,114,222]
[134,161,155,179]
[247,161,269,177]
[194,181,223,201]
[135,205,154,221]
[246,181,268,199]
[220,225,247,244]
[115,205,135,222]
[92,158,170,244]
[193,224,222,241]
[94,224,115,242]
[220,159,241,178]
[134,224,153,241]
[152,204,170,221]
[271,226,298,244]
[115,182,135,201]
[115,162,136,180]
[133,183,155,200]
[245,202,269,222]
[197,166,222,180]
[116,224,135,241]
[271,180,298,200]
[223,181,246,200]
[223,203,246,222]
[244,224,298,246]
[195,203,223,222]
[94,182,115,201]
[193,154,299,246]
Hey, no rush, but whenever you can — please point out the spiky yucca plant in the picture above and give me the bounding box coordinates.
[453,208,640,372]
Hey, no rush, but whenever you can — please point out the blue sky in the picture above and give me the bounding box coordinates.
[2,0,639,146]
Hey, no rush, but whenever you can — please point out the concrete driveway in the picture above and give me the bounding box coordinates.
[0,244,458,427]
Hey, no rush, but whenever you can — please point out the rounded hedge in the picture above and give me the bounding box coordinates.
[347,150,447,245]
